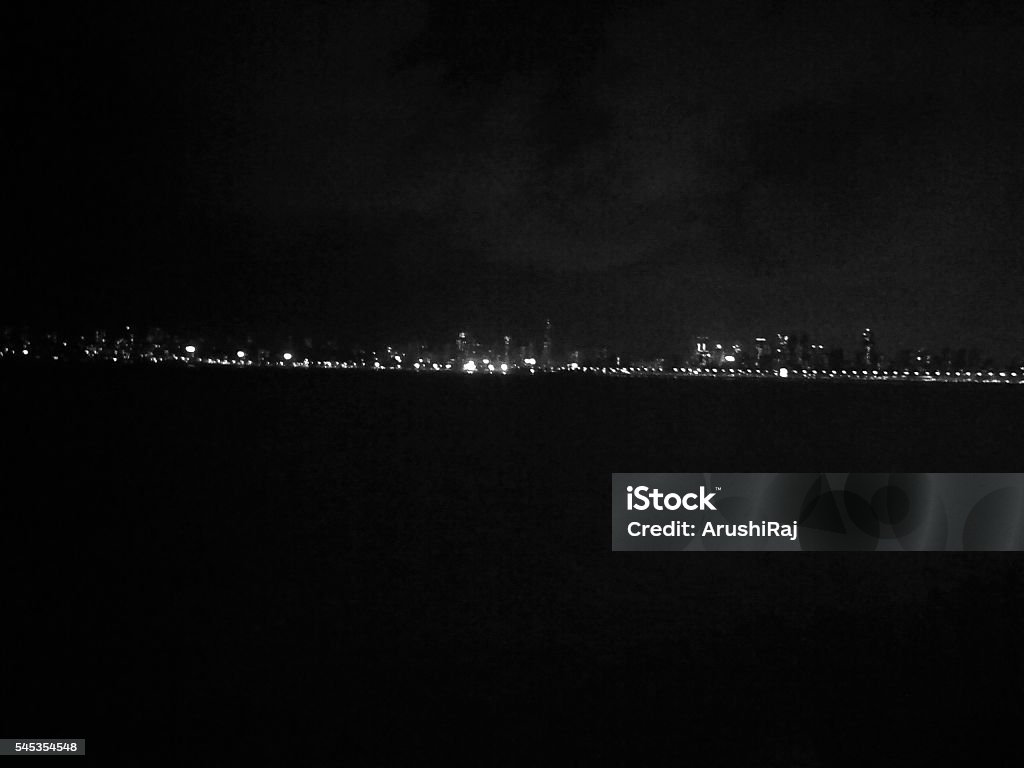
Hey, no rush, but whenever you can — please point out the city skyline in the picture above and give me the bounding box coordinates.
[4,321,1022,375]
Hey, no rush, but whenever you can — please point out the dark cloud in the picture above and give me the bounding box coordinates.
[4,0,1024,353]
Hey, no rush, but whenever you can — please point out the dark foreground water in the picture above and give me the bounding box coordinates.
[3,366,1022,763]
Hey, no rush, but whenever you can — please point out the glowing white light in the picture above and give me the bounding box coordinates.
[283,352,293,361]
[779,367,789,378]
[482,359,489,365]
[524,357,536,366]
[569,362,579,370]
[22,350,28,356]
[724,355,735,363]
[374,362,381,369]
[463,360,477,372]
[236,350,246,359]
[500,363,508,372]
[414,362,421,369]
[487,363,495,371]
[185,345,196,354]
[433,363,440,370]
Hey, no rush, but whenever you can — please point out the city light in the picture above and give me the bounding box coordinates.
[6,326,1022,383]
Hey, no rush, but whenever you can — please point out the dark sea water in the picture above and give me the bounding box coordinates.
[3,366,1022,763]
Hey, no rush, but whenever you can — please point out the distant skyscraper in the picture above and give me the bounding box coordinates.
[775,333,791,368]
[862,328,875,367]
[754,337,768,368]
[541,319,552,368]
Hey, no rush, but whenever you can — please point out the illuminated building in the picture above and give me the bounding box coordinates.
[695,337,710,367]
[774,333,791,369]
[754,337,768,368]
[775,333,789,357]
[541,319,552,368]
[723,344,741,367]
[862,329,875,367]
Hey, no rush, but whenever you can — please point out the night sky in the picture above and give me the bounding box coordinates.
[6,0,1024,356]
